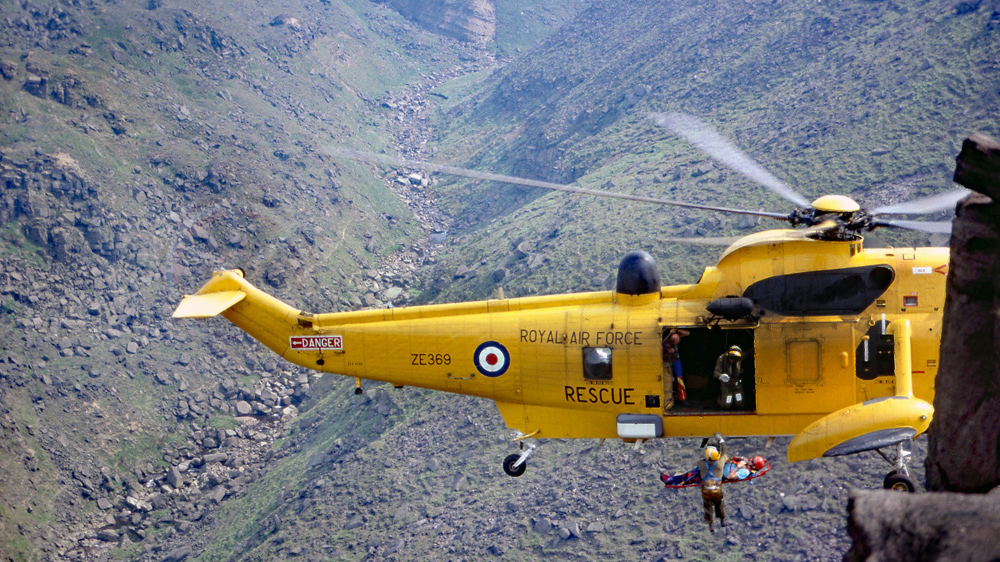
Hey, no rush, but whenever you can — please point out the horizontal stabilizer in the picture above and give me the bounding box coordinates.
[172,290,246,319]
[787,396,932,462]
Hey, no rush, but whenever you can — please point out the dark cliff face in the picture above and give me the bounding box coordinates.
[925,134,1000,494]
[844,135,1000,562]
[925,193,1000,493]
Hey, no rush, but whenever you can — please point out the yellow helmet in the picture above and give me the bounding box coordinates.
[727,345,742,359]
[705,446,720,462]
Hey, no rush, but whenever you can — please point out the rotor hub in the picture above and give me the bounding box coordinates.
[811,195,861,214]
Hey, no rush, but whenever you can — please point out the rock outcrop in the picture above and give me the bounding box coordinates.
[379,0,496,45]
[844,489,1000,562]
[847,135,1000,562]
[925,133,1000,493]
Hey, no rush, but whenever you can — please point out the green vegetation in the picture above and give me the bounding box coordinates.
[428,69,494,113]
[112,433,180,473]
[492,0,586,57]
[207,415,239,430]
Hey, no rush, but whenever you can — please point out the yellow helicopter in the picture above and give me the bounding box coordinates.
[174,113,965,492]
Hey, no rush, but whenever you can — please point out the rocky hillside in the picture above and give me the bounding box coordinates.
[0,0,490,559]
[0,0,589,559]
[420,0,1000,303]
[378,0,497,46]
[0,0,997,561]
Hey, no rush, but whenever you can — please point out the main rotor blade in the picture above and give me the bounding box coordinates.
[325,147,792,221]
[878,219,953,234]
[662,236,742,246]
[872,189,970,215]
[651,113,812,208]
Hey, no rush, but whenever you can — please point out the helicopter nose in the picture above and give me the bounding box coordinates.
[811,195,861,214]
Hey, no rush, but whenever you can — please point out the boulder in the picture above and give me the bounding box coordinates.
[203,453,227,464]
[126,495,152,512]
[532,518,552,534]
[167,466,183,488]
[844,489,1000,562]
[161,546,193,562]
[0,60,16,80]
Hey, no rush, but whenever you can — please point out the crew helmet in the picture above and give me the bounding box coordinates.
[705,446,721,462]
[727,345,742,360]
[752,455,766,471]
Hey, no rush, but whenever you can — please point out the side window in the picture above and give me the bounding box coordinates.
[583,347,613,380]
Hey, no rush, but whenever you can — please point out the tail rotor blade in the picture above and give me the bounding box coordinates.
[651,113,811,208]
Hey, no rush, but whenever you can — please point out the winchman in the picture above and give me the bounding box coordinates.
[698,433,730,532]
[714,345,745,409]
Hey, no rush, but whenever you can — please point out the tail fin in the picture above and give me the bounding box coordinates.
[172,269,304,361]
[173,290,246,318]
[173,269,250,318]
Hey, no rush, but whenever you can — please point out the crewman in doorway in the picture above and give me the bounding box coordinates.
[662,328,690,406]
[714,345,745,409]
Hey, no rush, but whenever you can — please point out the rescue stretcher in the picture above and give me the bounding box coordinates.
[659,458,772,489]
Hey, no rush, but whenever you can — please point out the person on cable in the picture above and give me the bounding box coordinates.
[698,433,729,532]
[714,345,745,409]
[662,328,691,406]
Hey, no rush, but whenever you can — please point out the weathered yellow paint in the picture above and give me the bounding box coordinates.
[174,229,948,463]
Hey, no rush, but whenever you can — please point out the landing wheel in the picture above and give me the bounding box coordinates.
[883,472,915,492]
[502,454,526,477]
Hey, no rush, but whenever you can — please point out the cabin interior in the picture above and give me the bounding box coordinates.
[664,326,756,414]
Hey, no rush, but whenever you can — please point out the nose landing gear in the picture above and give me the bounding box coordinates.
[877,441,916,492]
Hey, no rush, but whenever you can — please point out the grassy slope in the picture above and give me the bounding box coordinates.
[422,0,999,302]
[0,0,466,558]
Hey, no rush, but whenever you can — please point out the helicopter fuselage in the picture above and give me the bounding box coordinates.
[176,228,946,453]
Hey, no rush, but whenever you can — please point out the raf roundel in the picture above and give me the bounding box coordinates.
[473,341,510,377]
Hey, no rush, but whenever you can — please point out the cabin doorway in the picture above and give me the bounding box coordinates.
[662,326,756,414]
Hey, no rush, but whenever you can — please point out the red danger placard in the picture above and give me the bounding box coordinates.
[290,335,343,350]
